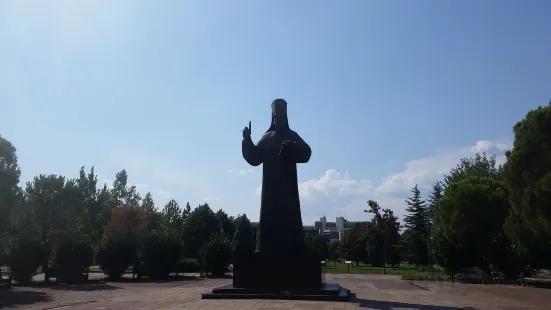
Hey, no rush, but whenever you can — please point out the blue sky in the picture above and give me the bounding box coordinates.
[1,1,550,224]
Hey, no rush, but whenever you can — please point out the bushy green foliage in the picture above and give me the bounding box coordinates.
[201,233,232,277]
[141,230,182,279]
[54,236,94,283]
[232,214,255,259]
[5,238,46,284]
[176,257,201,273]
[96,233,138,280]
[434,176,510,272]
[182,203,219,259]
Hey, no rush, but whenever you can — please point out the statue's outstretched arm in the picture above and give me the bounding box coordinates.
[293,132,311,164]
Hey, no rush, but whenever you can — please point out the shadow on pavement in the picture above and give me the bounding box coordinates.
[107,275,202,284]
[50,283,121,291]
[351,294,472,310]
[0,290,52,308]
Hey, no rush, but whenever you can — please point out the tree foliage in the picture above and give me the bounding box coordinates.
[435,176,511,272]
[503,101,551,246]
[0,135,21,233]
[181,203,219,259]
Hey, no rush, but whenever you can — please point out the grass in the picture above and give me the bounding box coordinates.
[322,261,450,281]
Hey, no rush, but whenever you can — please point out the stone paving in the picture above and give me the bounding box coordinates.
[1,274,550,310]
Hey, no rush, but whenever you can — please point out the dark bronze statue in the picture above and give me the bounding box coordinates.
[242,98,311,257]
[202,99,350,300]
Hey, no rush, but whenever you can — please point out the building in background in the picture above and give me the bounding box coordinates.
[314,216,363,242]
[253,216,365,243]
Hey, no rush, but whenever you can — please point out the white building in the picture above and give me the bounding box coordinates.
[313,216,364,242]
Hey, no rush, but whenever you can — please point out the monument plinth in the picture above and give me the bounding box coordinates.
[201,99,350,302]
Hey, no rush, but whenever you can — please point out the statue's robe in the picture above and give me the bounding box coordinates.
[242,128,311,257]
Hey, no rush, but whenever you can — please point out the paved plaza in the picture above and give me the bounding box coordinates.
[1,274,550,310]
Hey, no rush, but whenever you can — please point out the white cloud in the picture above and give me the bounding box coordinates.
[254,139,510,225]
[227,168,255,176]
[376,139,510,196]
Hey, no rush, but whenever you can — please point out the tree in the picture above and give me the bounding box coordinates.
[76,166,107,244]
[0,135,21,234]
[231,214,255,256]
[215,209,236,242]
[201,233,232,277]
[403,185,429,266]
[426,181,443,269]
[503,101,551,263]
[141,229,182,279]
[427,181,443,226]
[141,192,155,214]
[111,170,141,207]
[363,200,401,270]
[444,153,501,187]
[105,205,150,243]
[231,214,255,286]
[181,203,219,259]
[340,228,365,266]
[328,240,341,262]
[435,176,511,273]
[160,199,183,241]
[24,174,81,280]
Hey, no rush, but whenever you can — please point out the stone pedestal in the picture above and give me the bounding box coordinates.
[202,250,350,302]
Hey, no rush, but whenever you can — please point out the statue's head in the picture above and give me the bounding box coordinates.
[271,98,288,131]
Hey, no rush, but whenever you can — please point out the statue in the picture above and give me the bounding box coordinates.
[241,98,312,257]
[202,99,350,300]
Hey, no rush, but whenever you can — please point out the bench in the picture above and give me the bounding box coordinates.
[0,266,12,290]
[452,267,484,284]
[46,267,89,283]
[522,269,551,287]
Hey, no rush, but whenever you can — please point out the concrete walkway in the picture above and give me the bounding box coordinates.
[2,274,550,309]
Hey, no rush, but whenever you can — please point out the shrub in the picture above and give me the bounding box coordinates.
[176,257,201,273]
[231,215,255,263]
[201,233,232,277]
[105,205,150,240]
[141,231,182,279]
[96,233,137,280]
[54,236,94,283]
[6,238,46,284]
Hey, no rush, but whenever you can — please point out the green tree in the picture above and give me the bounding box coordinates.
[340,228,365,266]
[427,181,443,226]
[231,214,255,255]
[328,240,341,261]
[201,232,232,277]
[141,192,155,213]
[503,101,551,264]
[75,166,107,243]
[444,153,501,187]
[435,176,511,273]
[23,174,84,281]
[215,209,236,242]
[426,181,443,269]
[181,203,219,259]
[403,185,429,266]
[0,135,21,234]
[363,200,401,270]
[111,169,141,207]
[160,199,183,241]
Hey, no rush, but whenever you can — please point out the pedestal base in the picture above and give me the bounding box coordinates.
[202,250,351,301]
[201,283,351,302]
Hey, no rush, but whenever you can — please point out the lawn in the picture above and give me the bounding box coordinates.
[322,261,451,281]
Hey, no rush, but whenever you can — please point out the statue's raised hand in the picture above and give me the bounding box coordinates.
[243,121,251,140]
